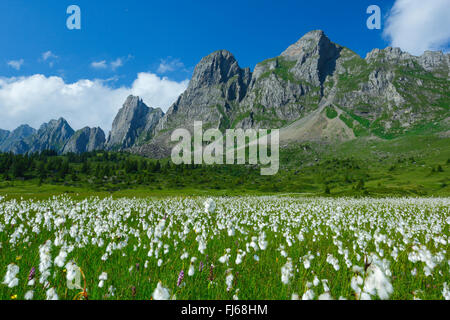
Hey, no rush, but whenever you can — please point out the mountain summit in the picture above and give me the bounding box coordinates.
[106,95,164,151]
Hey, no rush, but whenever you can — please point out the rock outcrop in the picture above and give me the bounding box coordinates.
[0,125,36,153]
[0,129,9,145]
[62,127,106,154]
[106,95,164,150]
[26,118,75,153]
[145,50,251,153]
[3,119,75,154]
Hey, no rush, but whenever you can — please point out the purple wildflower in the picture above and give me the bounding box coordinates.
[28,267,36,281]
[199,261,204,272]
[208,265,214,282]
[177,270,184,287]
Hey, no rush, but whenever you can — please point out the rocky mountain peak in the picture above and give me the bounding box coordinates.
[0,129,9,143]
[189,50,244,90]
[281,30,331,58]
[11,124,36,138]
[365,47,449,76]
[39,118,73,138]
[278,30,342,87]
[106,95,164,150]
[0,124,37,153]
[62,126,105,154]
[365,47,414,64]
[418,51,449,74]
[123,95,144,110]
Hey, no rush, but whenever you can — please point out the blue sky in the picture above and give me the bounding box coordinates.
[0,0,448,132]
[0,0,394,84]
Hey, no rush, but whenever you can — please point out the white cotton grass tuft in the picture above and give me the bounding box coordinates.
[152,281,170,300]
[442,282,450,300]
[302,289,315,300]
[225,269,234,292]
[65,261,82,290]
[24,290,34,300]
[318,292,334,300]
[363,263,393,300]
[233,288,240,300]
[54,249,67,268]
[38,240,52,284]
[326,254,340,271]
[351,254,394,300]
[218,249,231,264]
[46,287,59,300]
[204,198,216,214]
[235,250,246,265]
[188,257,197,276]
[2,263,19,288]
[108,285,116,297]
[98,272,108,288]
[281,258,294,284]
[258,231,268,250]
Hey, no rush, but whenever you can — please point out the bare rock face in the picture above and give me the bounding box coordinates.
[62,127,105,154]
[418,51,449,77]
[281,30,342,87]
[106,95,164,150]
[153,50,251,145]
[0,129,9,145]
[0,125,36,153]
[2,119,73,154]
[236,30,341,129]
[26,118,75,153]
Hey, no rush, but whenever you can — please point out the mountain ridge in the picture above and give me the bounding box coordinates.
[1,30,448,156]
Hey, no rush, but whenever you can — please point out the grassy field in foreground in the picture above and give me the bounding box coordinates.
[0,196,448,300]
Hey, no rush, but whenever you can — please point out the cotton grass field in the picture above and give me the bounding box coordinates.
[0,195,449,300]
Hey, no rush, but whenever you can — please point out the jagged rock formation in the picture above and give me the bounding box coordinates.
[152,50,251,139]
[0,125,36,153]
[25,118,75,153]
[62,127,106,154]
[106,95,164,150]
[0,129,9,145]
[1,119,74,154]
[133,50,252,157]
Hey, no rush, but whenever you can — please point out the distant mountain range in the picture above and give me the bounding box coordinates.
[1,30,448,157]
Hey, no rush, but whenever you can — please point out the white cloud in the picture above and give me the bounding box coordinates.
[91,57,128,71]
[0,73,189,133]
[383,0,450,55]
[110,58,123,71]
[42,51,58,61]
[157,57,186,74]
[41,51,58,68]
[7,59,24,70]
[91,60,108,69]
